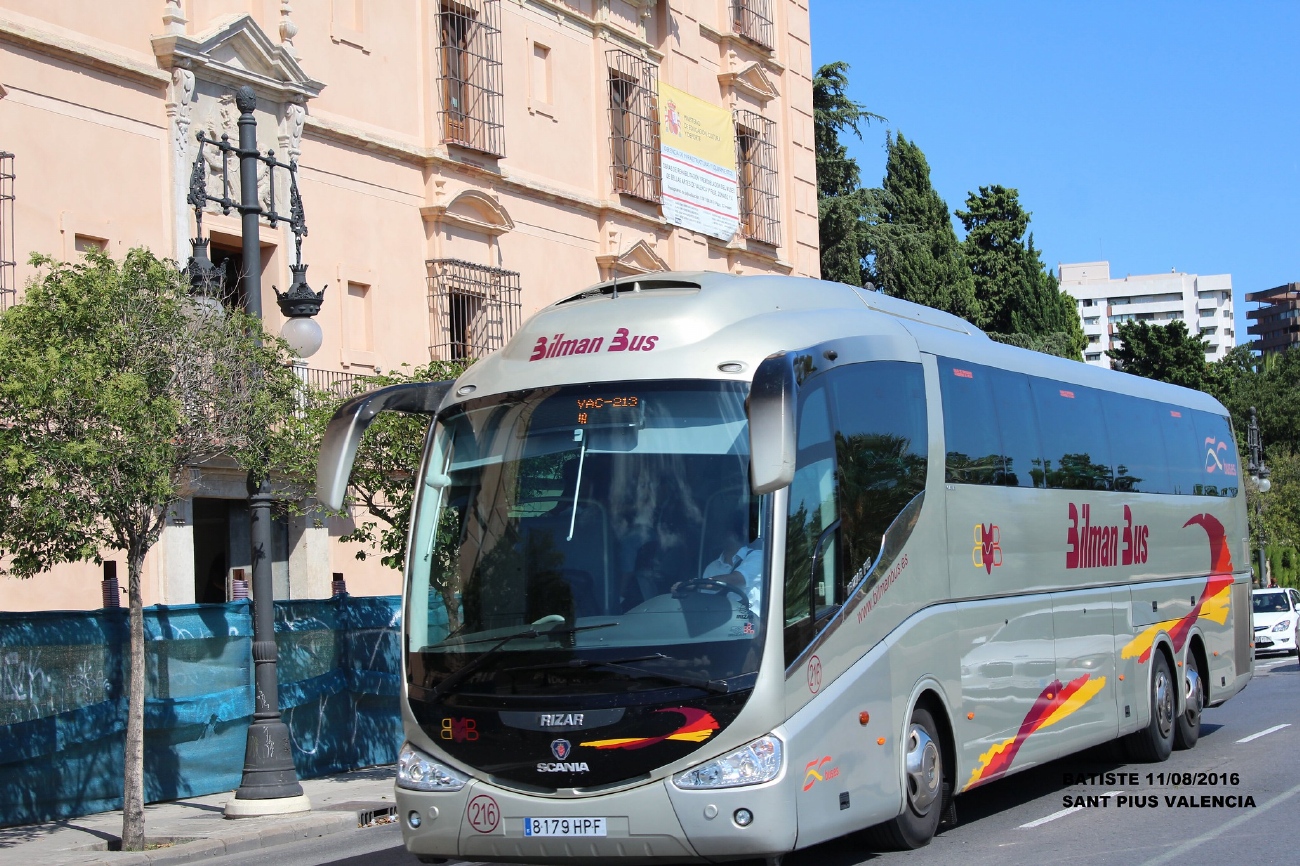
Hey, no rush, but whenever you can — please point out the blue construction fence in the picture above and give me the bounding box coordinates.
[0,595,403,828]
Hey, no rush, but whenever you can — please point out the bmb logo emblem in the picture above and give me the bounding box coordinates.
[972,523,1002,574]
[551,739,571,761]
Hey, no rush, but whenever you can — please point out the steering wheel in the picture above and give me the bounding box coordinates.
[672,577,751,613]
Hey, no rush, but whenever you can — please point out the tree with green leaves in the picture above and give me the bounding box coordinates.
[0,249,298,851]
[813,61,883,286]
[1107,320,1210,391]
[868,133,980,322]
[956,185,1085,358]
[275,360,468,572]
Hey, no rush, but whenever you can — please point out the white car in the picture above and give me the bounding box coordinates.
[1252,587,1300,656]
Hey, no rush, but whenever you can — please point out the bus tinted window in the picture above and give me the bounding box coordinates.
[1106,394,1172,494]
[940,361,1002,485]
[1161,407,1203,495]
[1193,411,1239,497]
[1032,380,1114,491]
[985,368,1044,488]
[832,362,928,584]
[784,381,838,666]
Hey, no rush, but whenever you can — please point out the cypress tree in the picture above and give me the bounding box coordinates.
[871,133,979,321]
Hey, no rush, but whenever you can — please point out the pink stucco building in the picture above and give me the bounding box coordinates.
[0,0,819,610]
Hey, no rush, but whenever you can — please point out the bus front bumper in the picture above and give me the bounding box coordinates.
[396,774,795,864]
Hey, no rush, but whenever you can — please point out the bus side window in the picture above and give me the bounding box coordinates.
[831,361,928,585]
[1161,406,1202,495]
[938,359,1002,485]
[1031,379,1114,491]
[1106,394,1172,494]
[783,382,838,667]
[986,369,1044,488]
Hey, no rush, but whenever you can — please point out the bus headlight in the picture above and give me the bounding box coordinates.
[1272,620,1291,632]
[397,742,469,792]
[672,735,783,789]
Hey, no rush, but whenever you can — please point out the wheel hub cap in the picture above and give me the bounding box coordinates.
[905,724,941,813]
[1184,668,1202,724]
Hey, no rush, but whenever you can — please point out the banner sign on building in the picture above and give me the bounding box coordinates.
[658,82,739,241]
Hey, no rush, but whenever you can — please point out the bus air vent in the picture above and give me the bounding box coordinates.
[556,278,702,305]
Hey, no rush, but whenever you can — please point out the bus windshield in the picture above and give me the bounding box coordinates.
[406,379,768,700]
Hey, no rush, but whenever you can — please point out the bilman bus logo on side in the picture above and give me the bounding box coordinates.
[1066,503,1149,569]
[529,327,658,361]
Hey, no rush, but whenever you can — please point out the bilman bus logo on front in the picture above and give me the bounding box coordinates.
[529,327,658,361]
[972,523,1002,574]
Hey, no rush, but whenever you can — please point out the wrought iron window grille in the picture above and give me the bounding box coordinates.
[734,110,781,246]
[731,0,775,50]
[0,152,14,310]
[436,0,506,157]
[607,49,661,202]
[427,258,521,361]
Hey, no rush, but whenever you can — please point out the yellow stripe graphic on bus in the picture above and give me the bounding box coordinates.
[964,673,1106,790]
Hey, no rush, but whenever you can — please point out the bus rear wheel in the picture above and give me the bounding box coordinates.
[867,707,944,850]
[1124,651,1175,762]
[1174,651,1203,750]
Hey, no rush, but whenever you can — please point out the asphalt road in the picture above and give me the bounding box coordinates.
[198,653,1300,866]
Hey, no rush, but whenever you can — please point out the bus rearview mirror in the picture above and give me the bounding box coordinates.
[316,381,453,510]
[749,353,797,495]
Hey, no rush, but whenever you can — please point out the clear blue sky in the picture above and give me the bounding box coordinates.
[810,0,1300,342]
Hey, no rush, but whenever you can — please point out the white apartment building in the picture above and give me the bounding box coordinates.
[1058,261,1235,368]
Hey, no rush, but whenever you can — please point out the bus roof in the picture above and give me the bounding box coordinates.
[446,271,1228,417]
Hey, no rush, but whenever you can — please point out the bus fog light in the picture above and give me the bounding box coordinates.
[672,735,783,789]
[408,811,422,828]
[397,743,469,792]
[734,808,753,826]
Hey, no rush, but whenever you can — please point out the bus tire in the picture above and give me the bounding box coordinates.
[1174,650,1203,750]
[868,707,944,849]
[1124,651,1175,763]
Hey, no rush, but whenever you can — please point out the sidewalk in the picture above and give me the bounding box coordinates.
[0,766,400,866]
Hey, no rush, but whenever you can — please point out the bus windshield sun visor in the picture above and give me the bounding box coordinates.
[316,380,453,510]
[749,352,797,494]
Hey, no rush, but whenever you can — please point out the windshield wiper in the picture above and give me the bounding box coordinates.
[504,653,731,694]
[430,622,618,701]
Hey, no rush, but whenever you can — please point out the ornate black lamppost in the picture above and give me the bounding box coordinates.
[185,84,324,816]
[1246,406,1271,588]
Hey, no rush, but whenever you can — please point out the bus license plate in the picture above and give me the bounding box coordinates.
[523,817,607,837]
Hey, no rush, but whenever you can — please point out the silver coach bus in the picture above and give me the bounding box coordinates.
[317,272,1252,863]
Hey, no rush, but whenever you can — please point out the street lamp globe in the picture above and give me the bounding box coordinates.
[281,315,323,357]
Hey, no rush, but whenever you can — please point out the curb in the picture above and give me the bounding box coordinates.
[96,811,367,865]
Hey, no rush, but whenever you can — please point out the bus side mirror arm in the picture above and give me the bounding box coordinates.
[749,352,797,494]
[316,380,454,511]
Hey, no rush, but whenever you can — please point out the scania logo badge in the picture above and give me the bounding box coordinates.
[551,739,571,760]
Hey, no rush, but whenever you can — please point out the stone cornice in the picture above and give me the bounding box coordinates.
[302,113,669,232]
[0,14,170,88]
[699,21,785,76]
[520,0,663,62]
[152,14,324,102]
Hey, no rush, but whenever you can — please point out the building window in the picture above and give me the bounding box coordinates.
[606,49,661,202]
[428,259,521,360]
[435,0,505,157]
[345,281,374,352]
[734,110,780,246]
[731,0,774,49]
[0,151,13,311]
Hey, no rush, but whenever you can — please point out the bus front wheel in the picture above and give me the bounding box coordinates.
[867,707,944,849]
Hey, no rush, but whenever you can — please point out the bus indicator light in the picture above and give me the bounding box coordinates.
[859,711,870,725]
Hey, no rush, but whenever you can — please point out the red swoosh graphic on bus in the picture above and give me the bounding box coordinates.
[964,673,1106,790]
[579,708,719,750]
[1122,514,1235,663]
